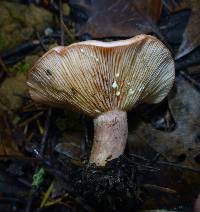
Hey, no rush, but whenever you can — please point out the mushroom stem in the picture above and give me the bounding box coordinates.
[90,110,128,166]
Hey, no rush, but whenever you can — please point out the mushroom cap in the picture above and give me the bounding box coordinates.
[27,34,175,117]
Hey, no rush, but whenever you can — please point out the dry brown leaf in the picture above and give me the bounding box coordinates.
[164,0,200,59]
[0,118,22,156]
[128,75,200,167]
[55,132,83,160]
[149,0,163,21]
[69,0,162,38]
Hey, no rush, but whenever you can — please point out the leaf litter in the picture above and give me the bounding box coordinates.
[0,0,200,211]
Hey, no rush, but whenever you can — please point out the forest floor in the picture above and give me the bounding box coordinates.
[0,0,200,211]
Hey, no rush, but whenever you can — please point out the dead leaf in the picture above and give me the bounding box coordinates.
[149,0,163,22]
[128,75,200,167]
[0,117,22,156]
[164,0,200,59]
[55,132,83,160]
[69,0,162,38]
[127,75,200,207]
[0,73,28,116]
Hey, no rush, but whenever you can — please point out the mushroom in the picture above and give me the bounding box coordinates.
[27,34,175,166]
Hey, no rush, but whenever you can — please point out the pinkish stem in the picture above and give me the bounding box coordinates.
[89,110,128,166]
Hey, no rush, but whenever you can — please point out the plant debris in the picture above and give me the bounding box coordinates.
[164,0,200,59]
[69,0,162,38]
[0,0,200,211]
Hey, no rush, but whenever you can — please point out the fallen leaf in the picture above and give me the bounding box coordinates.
[69,0,162,38]
[128,75,200,167]
[0,73,28,116]
[55,132,83,160]
[127,75,200,207]
[164,0,200,59]
[0,117,22,156]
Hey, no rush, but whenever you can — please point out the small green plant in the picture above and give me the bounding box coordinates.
[32,168,45,188]
[9,62,31,74]
[17,63,31,73]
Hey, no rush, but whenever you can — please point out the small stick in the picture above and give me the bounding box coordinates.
[175,50,200,71]
[25,187,37,212]
[0,56,8,72]
[18,111,44,127]
[180,71,200,90]
[61,19,75,43]
[14,92,31,100]
[83,115,92,158]
[35,31,53,156]
[25,32,52,212]
[157,160,200,173]
[59,0,64,46]
[40,108,52,156]
[0,197,24,204]
[1,40,40,62]
[35,32,48,52]
[142,184,177,194]
[130,153,200,173]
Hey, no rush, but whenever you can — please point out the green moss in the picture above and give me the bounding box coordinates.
[32,168,45,188]
[0,2,53,50]
[18,63,31,73]
[9,62,31,74]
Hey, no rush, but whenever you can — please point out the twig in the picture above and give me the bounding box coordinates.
[0,56,8,72]
[59,0,75,43]
[35,31,53,157]
[40,108,52,156]
[25,33,52,212]
[14,92,31,100]
[142,184,177,194]
[157,160,200,173]
[175,48,200,71]
[22,103,47,113]
[130,153,200,173]
[18,111,44,127]
[0,169,31,188]
[25,187,37,212]
[35,32,48,52]
[83,116,91,158]
[59,0,64,46]
[180,71,200,90]
[122,155,160,172]
[1,40,41,63]
[0,197,24,204]
[61,19,75,43]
